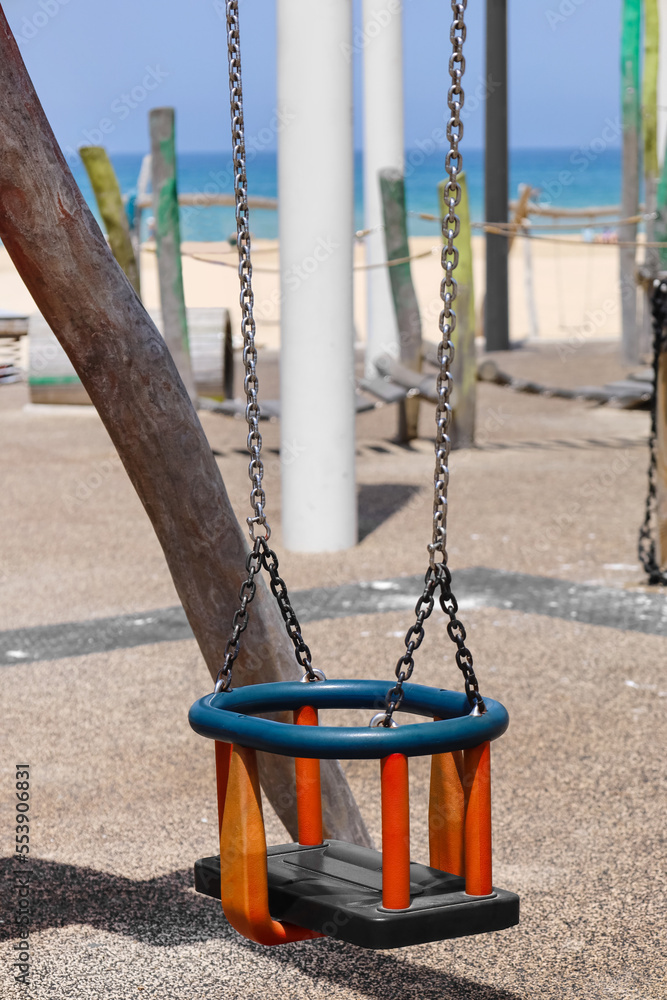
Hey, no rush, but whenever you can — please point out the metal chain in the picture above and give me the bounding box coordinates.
[384,0,484,722]
[214,538,263,692]
[638,279,667,585]
[221,0,482,705]
[260,541,316,677]
[227,0,267,544]
[215,0,317,692]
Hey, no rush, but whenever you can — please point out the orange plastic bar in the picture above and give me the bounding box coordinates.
[219,743,322,945]
[293,706,323,845]
[428,747,466,875]
[214,740,232,835]
[380,753,411,910]
[463,741,493,896]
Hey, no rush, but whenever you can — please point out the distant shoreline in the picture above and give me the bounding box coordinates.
[67,146,625,242]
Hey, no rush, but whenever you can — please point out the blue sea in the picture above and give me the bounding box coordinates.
[71,146,625,242]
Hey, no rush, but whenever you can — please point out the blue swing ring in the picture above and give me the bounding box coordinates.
[188,679,509,760]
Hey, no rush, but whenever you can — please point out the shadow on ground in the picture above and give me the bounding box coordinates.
[0,857,521,1000]
[358,483,421,542]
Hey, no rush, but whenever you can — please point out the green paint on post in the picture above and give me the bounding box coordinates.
[656,154,667,269]
[150,107,196,402]
[643,0,659,180]
[620,0,642,363]
[621,0,641,130]
[439,173,475,448]
[80,146,141,296]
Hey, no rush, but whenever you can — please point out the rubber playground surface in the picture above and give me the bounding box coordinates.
[1,342,666,999]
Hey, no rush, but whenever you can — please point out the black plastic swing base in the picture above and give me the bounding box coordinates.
[194,839,520,949]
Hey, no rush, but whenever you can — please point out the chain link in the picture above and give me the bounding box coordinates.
[260,541,316,678]
[384,0,484,723]
[214,538,263,692]
[216,0,317,691]
[638,279,667,585]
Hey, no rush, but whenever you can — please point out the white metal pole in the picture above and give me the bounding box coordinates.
[277,0,356,552]
[362,0,404,377]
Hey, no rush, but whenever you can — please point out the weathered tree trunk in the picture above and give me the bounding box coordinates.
[0,9,370,849]
[80,145,141,297]
[149,107,197,403]
[379,168,422,442]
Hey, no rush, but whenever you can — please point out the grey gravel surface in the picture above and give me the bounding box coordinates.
[2,567,667,667]
[1,343,666,998]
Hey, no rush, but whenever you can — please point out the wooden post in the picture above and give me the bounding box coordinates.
[380,168,422,442]
[522,219,540,341]
[222,307,234,401]
[655,5,667,566]
[659,1,667,171]
[512,184,539,340]
[507,183,532,251]
[439,173,475,447]
[0,13,370,850]
[80,146,141,297]
[642,0,660,358]
[149,107,197,403]
[484,0,509,352]
[620,0,642,364]
[656,344,667,566]
[657,16,667,270]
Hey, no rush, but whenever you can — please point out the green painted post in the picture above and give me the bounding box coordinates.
[657,154,667,270]
[80,146,141,296]
[379,168,422,442]
[644,0,659,182]
[655,0,667,270]
[620,0,642,363]
[149,107,197,403]
[642,0,660,355]
[439,173,475,448]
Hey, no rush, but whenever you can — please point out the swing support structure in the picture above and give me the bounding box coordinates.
[189,0,519,951]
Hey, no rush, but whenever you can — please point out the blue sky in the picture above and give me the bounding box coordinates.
[4,0,623,154]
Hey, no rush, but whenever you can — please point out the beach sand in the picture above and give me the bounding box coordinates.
[0,233,633,352]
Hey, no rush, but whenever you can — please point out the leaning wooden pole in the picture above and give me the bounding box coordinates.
[0,10,370,849]
[80,145,141,297]
[149,107,197,403]
[439,173,475,447]
[619,0,641,364]
[380,168,422,442]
